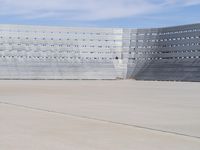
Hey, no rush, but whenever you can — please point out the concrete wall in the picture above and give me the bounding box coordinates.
[0,23,200,81]
[0,25,126,79]
[127,23,200,81]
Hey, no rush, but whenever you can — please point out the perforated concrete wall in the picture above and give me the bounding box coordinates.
[127,23,200,81]
[0,25,126,79]
[0,23,200,81]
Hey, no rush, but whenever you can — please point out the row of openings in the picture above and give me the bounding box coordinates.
[0,30,120,36]
[129,56,200,60]
[134,28,200,36]
[0,36,120,42]
[132,35,200,43]
[131,49,200,54]
[0,55,119,60]
[0,43,119,48]
[135,42,200,49]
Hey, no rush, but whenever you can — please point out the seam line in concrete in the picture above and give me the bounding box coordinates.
[0,101,199,140]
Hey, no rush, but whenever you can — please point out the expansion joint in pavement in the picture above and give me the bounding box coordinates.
[0,100,199,140]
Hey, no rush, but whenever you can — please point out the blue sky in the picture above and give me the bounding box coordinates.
[0,0,199,28]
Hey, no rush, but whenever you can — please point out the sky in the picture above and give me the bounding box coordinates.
[0,0,199,28]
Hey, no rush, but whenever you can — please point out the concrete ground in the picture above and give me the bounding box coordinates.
[0,80,199,150]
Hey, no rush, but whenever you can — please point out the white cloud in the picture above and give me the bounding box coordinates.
[182,0,200,6]
[0,0,199,21]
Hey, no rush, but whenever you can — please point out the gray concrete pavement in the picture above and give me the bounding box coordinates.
[0,80,200,149]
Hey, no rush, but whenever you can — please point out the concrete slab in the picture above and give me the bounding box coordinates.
[0,80,200,149]
[0,104,200,150]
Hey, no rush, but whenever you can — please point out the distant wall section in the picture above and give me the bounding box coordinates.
[126,24,200,81]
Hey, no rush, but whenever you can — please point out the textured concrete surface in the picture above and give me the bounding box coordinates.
[1,24,200,81]
[0,80,200,150]
[126,23,200,82]
[0,24,126,80]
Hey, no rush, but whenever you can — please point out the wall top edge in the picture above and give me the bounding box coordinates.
[0,23,199,31]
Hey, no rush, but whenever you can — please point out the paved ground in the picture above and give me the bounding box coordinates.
[0,80,199,150]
